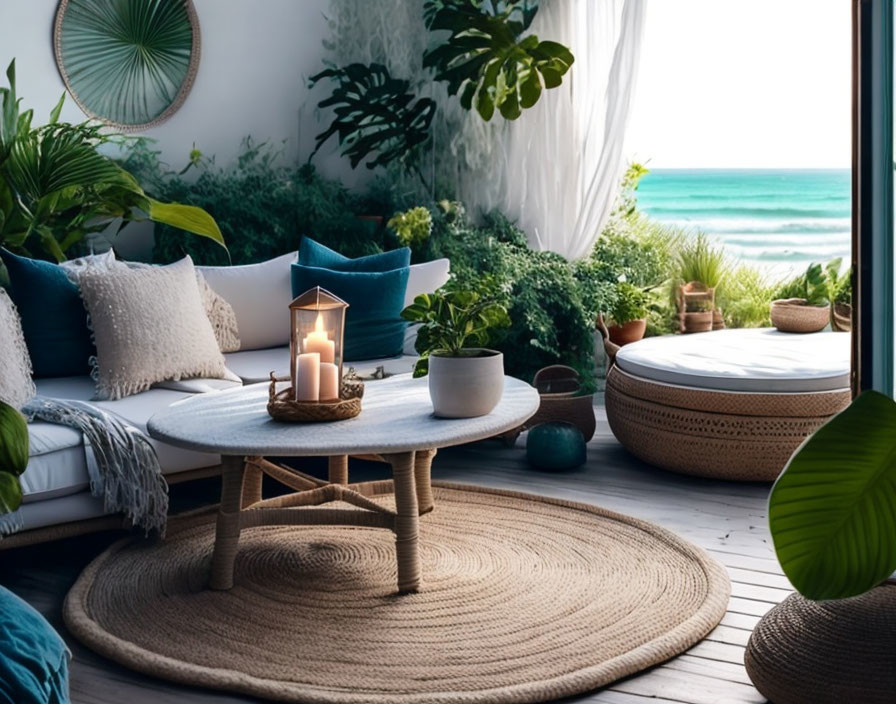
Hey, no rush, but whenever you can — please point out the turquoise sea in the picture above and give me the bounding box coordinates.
[635,169,851,277]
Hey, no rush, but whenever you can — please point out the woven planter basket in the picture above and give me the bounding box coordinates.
[745,583,896,704]
[770,298,830,333]
[604,367,849,481]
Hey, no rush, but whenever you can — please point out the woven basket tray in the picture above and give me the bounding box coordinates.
[266,372,363,423]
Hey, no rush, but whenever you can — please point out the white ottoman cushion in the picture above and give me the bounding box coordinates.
[615,328,850,393]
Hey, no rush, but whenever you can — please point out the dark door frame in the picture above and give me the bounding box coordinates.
[853,0,894,395]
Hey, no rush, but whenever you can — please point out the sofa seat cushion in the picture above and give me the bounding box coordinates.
[224,347,418,384]
[615,328,850,393]
[21,422,86,503]
[31,377,220,487]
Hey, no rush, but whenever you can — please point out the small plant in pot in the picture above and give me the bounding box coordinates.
[770,261,833,333]
[402,288,510,418]
[606,280,649,346]
[744,391,896,703]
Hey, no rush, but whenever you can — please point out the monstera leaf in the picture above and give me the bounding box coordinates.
[423,0,574,121]
[309,64,437,170]
[769,391,896,600]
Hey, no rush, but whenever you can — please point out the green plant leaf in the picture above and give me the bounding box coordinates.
[146,198,226,250]
[769,390,896,600]
[309,63,436,171]
[0,472,22,515]
[423,0,573,122]
[0,401,29,476]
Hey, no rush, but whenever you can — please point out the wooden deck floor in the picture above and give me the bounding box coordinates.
[0,407,779,704]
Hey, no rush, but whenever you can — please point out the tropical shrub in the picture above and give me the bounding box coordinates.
[774,259,841,307]
[0,60,223,262]
[388,206,433,250]
[675,233,729,293]
[718,264,776,328]
[120,140,398,266]
[428,210,601,386]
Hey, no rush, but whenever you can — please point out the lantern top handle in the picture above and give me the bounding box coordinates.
[290,286,349,311]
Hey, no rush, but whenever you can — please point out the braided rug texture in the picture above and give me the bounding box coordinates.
[64,483,729,704]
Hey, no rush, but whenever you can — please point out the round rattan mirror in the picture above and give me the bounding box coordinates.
[53,0,201,131]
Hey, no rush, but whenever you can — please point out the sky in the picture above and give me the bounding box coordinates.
[624,0,850,169]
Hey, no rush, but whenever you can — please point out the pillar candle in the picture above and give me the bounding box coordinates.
[319,362,339,401]
[304,332,335,364]
[295,352,320,402]
[303,313,335,363]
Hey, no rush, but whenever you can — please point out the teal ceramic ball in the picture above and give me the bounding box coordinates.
[526,422,587,471]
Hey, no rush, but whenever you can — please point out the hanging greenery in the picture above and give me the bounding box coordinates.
[310,0,573,175]
[308,63,436,172]
[423,0,575,121]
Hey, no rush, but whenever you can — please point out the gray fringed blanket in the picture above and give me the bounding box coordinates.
[0,397,168,537]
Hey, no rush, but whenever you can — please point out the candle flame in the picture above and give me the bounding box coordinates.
[314,313,324,333]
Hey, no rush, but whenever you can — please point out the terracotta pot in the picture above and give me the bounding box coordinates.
[832,303,852,332]
[607,318,647,346]
[770,298,830,333]
[681,310,713,334]
[428,349,504,418]
[712,308,725,331]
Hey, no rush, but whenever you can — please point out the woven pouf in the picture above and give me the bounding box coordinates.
[64,483,730,704]
[745,584,896,704]
[605,329,851,481]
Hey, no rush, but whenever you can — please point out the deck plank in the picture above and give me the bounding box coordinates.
[0,406,778,704]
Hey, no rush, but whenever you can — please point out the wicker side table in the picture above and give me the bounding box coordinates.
[148,374,539,593]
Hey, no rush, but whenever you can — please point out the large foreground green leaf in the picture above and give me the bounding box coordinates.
[0,401,28,516]
[0,473,22,515]
[769,390,896,600]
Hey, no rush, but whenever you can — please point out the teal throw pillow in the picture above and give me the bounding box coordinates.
[291,263,409,361]
[1,250,93,378]
[299,237,410,273]
[0,586,70,704]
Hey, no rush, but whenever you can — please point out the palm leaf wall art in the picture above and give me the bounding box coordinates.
[53,0,200,130]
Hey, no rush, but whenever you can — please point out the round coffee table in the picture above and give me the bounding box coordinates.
[148,374,539,593]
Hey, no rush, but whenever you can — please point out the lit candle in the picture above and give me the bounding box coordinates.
[295,352,320,402]
[303,313,335,364]
[319,362,338,401]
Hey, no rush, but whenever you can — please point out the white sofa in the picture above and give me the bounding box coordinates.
[8,257,450,543]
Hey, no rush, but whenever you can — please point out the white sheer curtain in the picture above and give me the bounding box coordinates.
[472,0,648,260]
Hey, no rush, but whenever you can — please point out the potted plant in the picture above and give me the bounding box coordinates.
[678,281,715,334]
[744,391,896,703]
[770,261,833,333]
[676,234,728,331]
[401,288,510,418]
[607,280,648,345]
[829,259,852,332]
[0,400,29,517]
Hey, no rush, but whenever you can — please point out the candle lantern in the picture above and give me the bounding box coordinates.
[289,287,348,403]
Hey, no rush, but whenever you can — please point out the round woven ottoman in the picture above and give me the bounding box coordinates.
[744,584,896,704]
[605,328,850,481]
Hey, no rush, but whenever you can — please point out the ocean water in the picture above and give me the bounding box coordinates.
[635,169,851,277]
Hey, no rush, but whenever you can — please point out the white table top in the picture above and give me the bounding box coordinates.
[147,374,540,457]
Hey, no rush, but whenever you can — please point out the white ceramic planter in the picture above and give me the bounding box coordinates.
[428,349,504,418]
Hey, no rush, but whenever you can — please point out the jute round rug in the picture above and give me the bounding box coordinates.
[64,483,729,704]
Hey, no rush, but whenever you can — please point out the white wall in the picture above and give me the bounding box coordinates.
[0,0,356,180]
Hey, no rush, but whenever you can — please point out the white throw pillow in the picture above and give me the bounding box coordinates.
[197,252,296,351]
[402,258,451,355]
[0,288,36,408]
[78,256,228,400]
[404,258,450,307]
[195,271,240,353]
